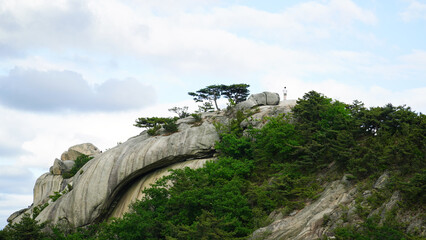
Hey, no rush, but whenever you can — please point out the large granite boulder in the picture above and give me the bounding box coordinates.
[61,143,101,161]
[35,121,219,227]
[236,92,280,110]
[50,159,75,175]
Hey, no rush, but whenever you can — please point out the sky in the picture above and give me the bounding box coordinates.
[0,0,425,228]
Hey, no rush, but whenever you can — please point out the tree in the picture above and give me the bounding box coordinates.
[222,84,250,105]
[134,117,179,136]
[2,213,45,240]
[168,106,190,118]
[188,84,250,111]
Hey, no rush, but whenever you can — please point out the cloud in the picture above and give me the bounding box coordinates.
[0,166,35,194]
[0,0,93,49]
[261,75,426,114]
[0,193,33,228]
[400,0,426,22]
[0,68,156,112]
[0,0,377,74]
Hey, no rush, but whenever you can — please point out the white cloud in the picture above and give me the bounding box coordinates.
[400,0,426,22]
[261,74,426,113]
[0,0,378,75]
[0,68,156,111]
[0,193,33,228]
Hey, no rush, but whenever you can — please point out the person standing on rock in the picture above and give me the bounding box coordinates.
[283,87,287,100]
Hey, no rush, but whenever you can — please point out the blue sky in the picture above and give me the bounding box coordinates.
[0,0,425,228]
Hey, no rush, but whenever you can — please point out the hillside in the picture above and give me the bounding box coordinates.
[1,91,424,240]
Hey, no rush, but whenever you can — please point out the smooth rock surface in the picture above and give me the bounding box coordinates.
[7,208,29,223]
[51,159,74,175]
[61,143,101,161]
[35,122,219,227]
[236,92,281,110]
[33,173,67,206]
[248,91,280,105]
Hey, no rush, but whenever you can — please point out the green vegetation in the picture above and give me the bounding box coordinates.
[62,154,94,179]
[2,90,424,239]
[168,106,190,119]
[188,84,250,111]
[331,217,412,240]
[134,117,180,136]
[1,213,45,240]
[190,113,202,123]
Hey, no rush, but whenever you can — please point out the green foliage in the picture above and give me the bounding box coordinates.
[400,170,426,206]
[2,213,45,240]
[196,102,215,113]
[9,90,423,239]
[190,113,202,122]
[175,210,237,240]
[134,117,180,136]
[62,154,93,179]
[49,191,62,202]
[168,106,190,119]
[215,133,252,159]
[147,125,161,136]
[189,84,250,111]
[332,217,412,240]
[32,203,48,219]
[98,156,254,239]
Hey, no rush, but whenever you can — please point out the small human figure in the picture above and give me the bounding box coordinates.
[283,86,287,100]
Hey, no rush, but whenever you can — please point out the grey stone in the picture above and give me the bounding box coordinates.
[250,179,356,240]
[35,121,220,227]
[373,172,390,190]
[61,143,101,161]
[62,160,75,172]
[236,92,281,111]
[52,159,65,175]
[7,208,29,222]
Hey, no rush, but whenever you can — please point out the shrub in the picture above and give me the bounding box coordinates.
[62,154,93,179]
[191,113,202,122]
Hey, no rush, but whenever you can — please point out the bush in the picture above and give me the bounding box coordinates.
[62,154,93,179]
[2,213,45,240]
[191,113,202,122]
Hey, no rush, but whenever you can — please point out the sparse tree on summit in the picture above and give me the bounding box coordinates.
[188,84,250,111]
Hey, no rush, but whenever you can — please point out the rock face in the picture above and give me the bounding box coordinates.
[251,172,425,239]
[61,143,101,161]
[236,91,281,110]
[33,173,68,206]
[35,121,219,227]
[51,159,75,175]
[251,176,356,240]
[7,95,302,230]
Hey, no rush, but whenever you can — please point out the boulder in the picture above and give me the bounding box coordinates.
[61,143,100,161]
[236,92,280,110]
[35,121,219,227]
[248,91,280,105]
[373,172,390,190]
[51,159,75,175]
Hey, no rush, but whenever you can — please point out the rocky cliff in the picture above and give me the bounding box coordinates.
[8,91,423,239]
[8,92,291,228]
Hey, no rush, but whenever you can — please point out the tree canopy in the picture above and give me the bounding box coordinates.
[188,84,250,111]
